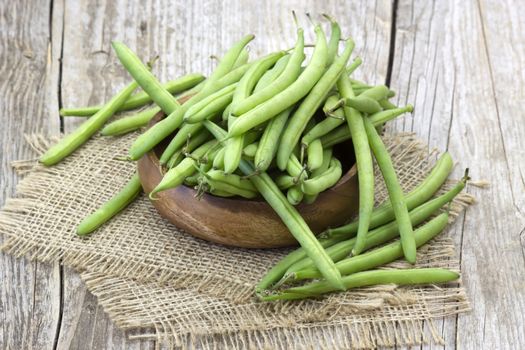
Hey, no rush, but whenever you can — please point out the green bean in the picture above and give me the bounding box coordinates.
[212,147,226,169]
[346,57,363,74]
[344,96,383,114]
[208,188,236,197]
[354,86,396,98]
[260,268,459,301]
[276,38,354,170]
[357,85,390,101]
[306,139,323,171]
[167,150,184,169]
[287,185,304,205]
[204,34,255,87]
[253,54,291,92]
[295,212,452,280]
[323,14,341,65]
[285,176,467,278]
[101,106,161,136]
[232,48,249,69]
[183,83,237,124]
[364,117,416,263]
[303,148,333,204]
[243,142,259,158]
[320,124,351,148]
[286,154,308,181]
[369,104,414,125]
[301,158,341,195]
[112,42,180,114]
[222,103,232,121]
[275,174,296,190]
[205,170,257,199]
[229,25,328,137]
[159,121,207,165]
[254,107,292,171]
[337,73,375,256]
[150,139,217,197]
[379,98,398,110]
[128,46,254,161]
[40,81,138,166]
[301,96,345,146]
[77,173,142,236]
[231,30,305,116]
[60,73,205,116]
[238,160,345,291]
[327,152,454,238]
[223,135,245,174]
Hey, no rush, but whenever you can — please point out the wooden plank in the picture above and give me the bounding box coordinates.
[0,0,62,349]
[388,1,525,349]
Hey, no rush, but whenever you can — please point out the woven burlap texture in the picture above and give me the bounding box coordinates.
[0,132,473,349]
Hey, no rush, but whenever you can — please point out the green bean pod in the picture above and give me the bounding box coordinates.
[112,42,180,114]
[150,140,217,197]
[323,14,341,65]
[205,170,258,199]
[212,147,226,169]
[369,104,414,125]
[76,173,142,236]
[286,177,467,277]
[166,127,213,168]
[229,25,328,137]
[301,158,342,195]
[128,54,253,161]
[242,142,259,158]
[295,213,449,281]
[345,96,383,114]
[253,54,291,92]
[301,96,345,146]
[159,122,205,165]
[287,185,304,205]
[337,73,375,256]
[232,48,249,69]
[60,73,205,116]
[101,106,161,136]
[357,84,390,101]
[238,160,345,291]
[183,83,237,124]
[276,38,354,170]
[364,117,416,263]
[231,30,305,116]
[40,81,138,166]
[167,150,184,169]
[327,152,454,238]
[261,268,459,301]
[286,154,308,181]
[223,135,245,174]
[254,107,292,171]
[379,98,399,110]
[275,174,296,190]
[303,148,333,204]
[306,139,323,171]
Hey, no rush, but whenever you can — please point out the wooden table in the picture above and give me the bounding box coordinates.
[1,1,523,348]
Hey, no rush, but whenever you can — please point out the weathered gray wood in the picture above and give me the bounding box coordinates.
[0,1,62,350]
[388,1,525,349]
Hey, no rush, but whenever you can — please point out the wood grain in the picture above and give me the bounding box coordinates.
[1,0,524,349]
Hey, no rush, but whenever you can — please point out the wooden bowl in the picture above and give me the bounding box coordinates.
[137,113,359,248]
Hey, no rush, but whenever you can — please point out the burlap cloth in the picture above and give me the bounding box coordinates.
[0,131,475,349]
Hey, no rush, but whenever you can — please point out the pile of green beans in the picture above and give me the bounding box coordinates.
[43,14,464,301]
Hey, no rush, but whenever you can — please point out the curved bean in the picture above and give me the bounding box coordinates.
[286,154,308,181]
[254,107,291,171]
[301,158,342,195]
[60,73,205,116]
[379,98,398,110]
[212,147,226,169]
[205,170,258,199]
[228,25,328,137]
[232,48,249,69]
[159,122,205,165]
[101,106,161,136]
[287,185,304,205]
[285,176,467,277]
[77,173,142,236]
[150,140,217,197]
[238,160,345,291]
[344,96,383,114]
[301,95,345,146]
[275,174,296,190]
[40,81,138,166]
[276,38,354,170]
[306,138,323,171]
[242,142,259,158]
[112,42,180,114]
[260,268,459,301]
[323,14,341,65]
[337,73,375,256]
[183,83,237,124]
[303,148,333,204]
[231,30,305,116]
[369,104,414,125]
[358,84,390,101]
[364,117,416,263]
